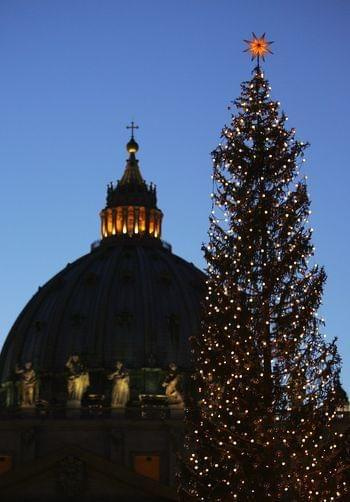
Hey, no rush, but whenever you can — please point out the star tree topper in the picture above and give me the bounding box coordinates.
[244,33,273,65]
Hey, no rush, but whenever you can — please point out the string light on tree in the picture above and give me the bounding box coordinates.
[179,36,348,501]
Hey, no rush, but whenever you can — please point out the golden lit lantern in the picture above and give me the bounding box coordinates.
[244,33,273,62]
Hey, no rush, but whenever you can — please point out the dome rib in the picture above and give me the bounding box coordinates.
[45,253,101,371]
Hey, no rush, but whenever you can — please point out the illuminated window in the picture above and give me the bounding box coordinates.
[101,217,106,238]
[154,214,160,238]
[107,209,113,234]
[139,207,146,233]
[111,209,116,234]
[134,208,139,234]
[149,210,155,235]
[158,216,162,237]
[116,207,123,234]
[133,454,160,481]
[127,206,134,235]
[0,455,12,476]
[122,207,127,234]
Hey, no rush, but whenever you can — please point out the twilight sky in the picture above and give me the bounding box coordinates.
[0,0,349,392]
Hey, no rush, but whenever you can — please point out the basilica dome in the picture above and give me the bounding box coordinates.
[0,131,205,384]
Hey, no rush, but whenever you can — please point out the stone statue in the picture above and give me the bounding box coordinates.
[107,361,130,408]
[15,362,37,407]
[162,362,183,405]
[65,355,89,402]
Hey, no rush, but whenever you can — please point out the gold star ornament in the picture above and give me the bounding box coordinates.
[244,33,273,62]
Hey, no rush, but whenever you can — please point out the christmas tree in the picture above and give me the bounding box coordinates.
[179,35,348,501]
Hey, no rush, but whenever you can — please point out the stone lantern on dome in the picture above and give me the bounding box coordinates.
[100,124,163,240]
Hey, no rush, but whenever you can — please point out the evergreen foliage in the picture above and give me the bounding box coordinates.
[180,67,348,501]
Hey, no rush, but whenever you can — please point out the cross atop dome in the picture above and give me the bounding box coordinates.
[126,120,139,139]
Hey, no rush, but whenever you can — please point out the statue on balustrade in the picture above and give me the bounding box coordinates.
[65,355,90,402]
[107,361,130,407]
[15,361,38,407]
[162,362,184,406]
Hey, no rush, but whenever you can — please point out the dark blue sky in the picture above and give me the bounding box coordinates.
[1,0,349,391]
